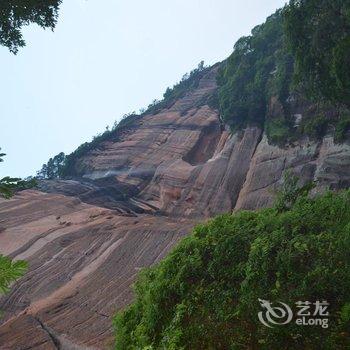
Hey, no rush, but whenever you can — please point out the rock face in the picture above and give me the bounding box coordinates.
[1,65,350,349]
[0,191,194,349]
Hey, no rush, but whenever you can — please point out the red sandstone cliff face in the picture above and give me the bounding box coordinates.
[1,66,350,349]
[0,191,194,349]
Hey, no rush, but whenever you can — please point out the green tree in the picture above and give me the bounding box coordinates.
[37,151,66,179]
[284,0,350,106]
[0,0,63,54]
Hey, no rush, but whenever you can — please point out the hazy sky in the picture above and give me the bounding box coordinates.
[0,0,286,178]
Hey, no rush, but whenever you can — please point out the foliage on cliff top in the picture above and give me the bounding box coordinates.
[43,112,143,178]
[145,61,209,115]
[41,62,209,178]
[284,0,350,107]
[217,10,293,130]
[114,185,350,349]
[217,0,350,142]
[40,1,350,177]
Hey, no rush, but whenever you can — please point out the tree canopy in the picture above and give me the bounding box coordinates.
[217,2,350,144]
[0,0,62,53]
[217,10,294,131]
[37,151,66,180]
[284,0,350,106]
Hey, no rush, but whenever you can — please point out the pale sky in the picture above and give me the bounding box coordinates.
[0,0,286,178]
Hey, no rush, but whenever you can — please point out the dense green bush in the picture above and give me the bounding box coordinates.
[265,116,292,145]
[301,115,329,140]
[114,189,350,349]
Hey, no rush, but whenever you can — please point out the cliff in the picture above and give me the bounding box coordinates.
[1,64,350,349]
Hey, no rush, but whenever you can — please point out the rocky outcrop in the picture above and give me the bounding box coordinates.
[0,191,194,349]
[1,64,350,349]
[235,135,350,210]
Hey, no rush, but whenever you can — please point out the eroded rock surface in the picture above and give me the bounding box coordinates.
[1,65,350,349]
[0,191,194,349]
